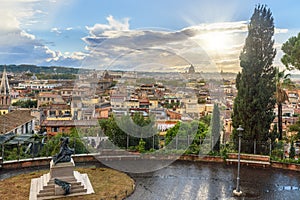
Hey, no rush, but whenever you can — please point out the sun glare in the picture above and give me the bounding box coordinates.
[203,32,231,52]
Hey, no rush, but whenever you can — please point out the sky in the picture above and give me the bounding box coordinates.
[1,0,300,73]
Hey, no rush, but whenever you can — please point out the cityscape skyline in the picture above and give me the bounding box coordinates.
[1,0,300,73]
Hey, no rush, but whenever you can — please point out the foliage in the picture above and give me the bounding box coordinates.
[269,124,279,150]
[288,119,300,140]
[4,146,32,161]
[12,99,37,108]
[39,128,88,157]
[99,113,159,151]
[271,140,284,160]
[163,102,180,109]
[211,104,221,152]
[164,120,209,154]
[275,69,293,140]
[289,140,296,159]
[0,64,81,74]
[137,139,146,153]
[219,144,229,160]
[281,32,300,70]
[200,114,211,126]
[232,5,276,154]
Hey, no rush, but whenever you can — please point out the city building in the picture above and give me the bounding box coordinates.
[0,110,35,135]
[41,119,98,136]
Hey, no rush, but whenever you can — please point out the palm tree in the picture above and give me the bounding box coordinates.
[275,68,294,140]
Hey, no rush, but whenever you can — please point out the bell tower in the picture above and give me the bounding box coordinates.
[0,67,11,115]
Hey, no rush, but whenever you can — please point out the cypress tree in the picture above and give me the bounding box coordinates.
[232,5,276,154]
[211,104,221,152]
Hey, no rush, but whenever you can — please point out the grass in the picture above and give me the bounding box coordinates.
[0,167,135,200]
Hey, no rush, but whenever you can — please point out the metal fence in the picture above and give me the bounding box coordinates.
[0,133,294,161]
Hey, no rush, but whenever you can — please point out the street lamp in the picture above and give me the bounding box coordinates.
[233,125,243,196]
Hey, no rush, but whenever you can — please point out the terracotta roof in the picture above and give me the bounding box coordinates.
[38,92,61,98]
[139,99,149,103]
[41,120,98,127]
[0,110,35,135]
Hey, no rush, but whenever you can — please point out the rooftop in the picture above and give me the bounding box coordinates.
[0,110,35,135]
[41,119,98,127]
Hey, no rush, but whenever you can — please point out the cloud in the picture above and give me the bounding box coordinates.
[275,28,289,34]
[0,0,83,66]
[86,15,130,37]
[81,18,250,72]
[81,17,290,73]
[51,27,62,34]
[0,4,291,72]
[51,27,75,34]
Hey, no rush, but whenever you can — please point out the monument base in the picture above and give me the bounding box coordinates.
[29,158,94,200]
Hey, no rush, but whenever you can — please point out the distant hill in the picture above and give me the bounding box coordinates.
[0,64,81,74]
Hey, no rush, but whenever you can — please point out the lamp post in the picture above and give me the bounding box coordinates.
[233,125,243,196]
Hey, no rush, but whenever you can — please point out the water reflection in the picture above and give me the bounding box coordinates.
[127,161,300,200]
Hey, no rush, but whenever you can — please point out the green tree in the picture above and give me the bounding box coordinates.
[39,128,88,156]
[12,99,37,108]
[164,120,209,154]
[289,119,300,140]
[211,104,221,152]
[275,69,291,140]
[232,5,276,154]
[137,139,146,153]
[281,32,300,70]
[99,113,158,150]
[99,115,128,148]
[289,140,295,159]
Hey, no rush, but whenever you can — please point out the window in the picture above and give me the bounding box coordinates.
[50,111,55,116]
[51,127,59,132]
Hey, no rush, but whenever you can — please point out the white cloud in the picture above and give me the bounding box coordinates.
[86,15,130,37]
[51,27,62,34]
[0,0,84,67]
[275,28,289,34]
[81,19,249,71]
[81,18,290,72]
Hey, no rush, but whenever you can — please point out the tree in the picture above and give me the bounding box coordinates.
[211,104,221,152]
[289,119,300,141]
[164,120,209,154]
[275,69,293,140]
[12,99,37,108]
[232,5,276,154]
[39,129,88,157]
[281,32,300,70]
[289,140,295,159]
[99,113,159,151]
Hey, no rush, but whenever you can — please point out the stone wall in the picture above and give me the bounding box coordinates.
[271,161,300,171]
[1,154,300,172]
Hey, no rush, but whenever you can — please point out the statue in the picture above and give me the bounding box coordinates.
[53,137,75,165]
[54,178,71,195]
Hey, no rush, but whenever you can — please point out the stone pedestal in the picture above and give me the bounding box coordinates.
[50,159,75,180]
[29,158,94,200]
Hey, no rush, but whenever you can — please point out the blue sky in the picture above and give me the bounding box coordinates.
[1,0,300,72]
